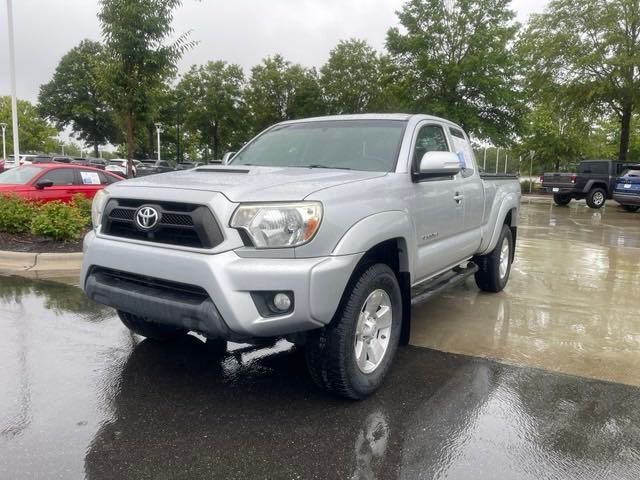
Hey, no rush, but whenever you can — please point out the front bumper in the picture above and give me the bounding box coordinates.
[81,231,362,340]
[613,192,640,206]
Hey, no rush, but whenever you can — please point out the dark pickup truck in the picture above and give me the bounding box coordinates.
[542,160,636,209]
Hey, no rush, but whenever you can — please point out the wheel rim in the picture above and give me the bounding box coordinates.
[354,289,392,374]
[499,237,510,279]
[593,191,604,205]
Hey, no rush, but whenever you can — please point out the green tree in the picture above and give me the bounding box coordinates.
[38,40,118,157]
[177,61,249,160]
[320,39,385,114]
[0,96,57,154]
[520,0,640,161]
[98,0,194,175]
[386,0,523,143]
[246,55,325,132]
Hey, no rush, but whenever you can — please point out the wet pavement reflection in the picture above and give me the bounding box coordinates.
[1,273,640,479]
[411,201,640,386]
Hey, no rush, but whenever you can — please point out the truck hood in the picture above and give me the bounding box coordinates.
[114,166,387,202]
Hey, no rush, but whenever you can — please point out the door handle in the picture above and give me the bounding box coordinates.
[454,192,464,204]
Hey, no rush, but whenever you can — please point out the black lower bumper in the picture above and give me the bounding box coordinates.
[85,268,232,338]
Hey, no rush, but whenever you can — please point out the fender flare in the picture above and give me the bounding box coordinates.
[332,210,416,278]
[479,195,519,255]
[582,180,609,195]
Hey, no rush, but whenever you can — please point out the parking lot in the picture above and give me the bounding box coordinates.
[1,200,640,479]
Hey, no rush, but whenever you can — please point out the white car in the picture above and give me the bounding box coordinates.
[106,159,141,178]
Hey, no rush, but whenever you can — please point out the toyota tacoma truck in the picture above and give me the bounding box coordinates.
[81,114,521,399]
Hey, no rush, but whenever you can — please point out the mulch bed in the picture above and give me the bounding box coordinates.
[0,231,84,253]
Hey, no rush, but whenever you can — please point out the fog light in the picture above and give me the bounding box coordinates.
[273,293,292,312]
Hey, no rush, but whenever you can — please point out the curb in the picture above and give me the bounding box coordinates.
[0,250,82,278]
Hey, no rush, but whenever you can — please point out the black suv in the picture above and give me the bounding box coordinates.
[542,160,637,208]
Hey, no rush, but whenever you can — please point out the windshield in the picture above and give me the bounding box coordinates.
[0,166,44,184]
[232,120,407,172]
[622,169,640,177]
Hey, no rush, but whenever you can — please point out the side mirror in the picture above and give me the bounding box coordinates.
[35,179,54,190]
[221,152,236,165]
[418,151,461,178]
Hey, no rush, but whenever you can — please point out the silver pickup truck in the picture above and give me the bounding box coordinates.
[82,114,521,398]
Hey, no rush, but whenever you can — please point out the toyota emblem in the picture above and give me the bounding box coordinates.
[135,206,160,230]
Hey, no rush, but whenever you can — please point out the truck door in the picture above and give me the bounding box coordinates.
[409,122,465,281]
[448,127,483,257]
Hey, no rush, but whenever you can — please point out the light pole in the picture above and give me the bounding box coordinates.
[154,122,163,162]
[504,154,508,174]
[483,147,487,171]
[0,123,6,161]
[60,144,65,155]
[495,147,502,174]
[5,0,20,162]
[98,146,102,159]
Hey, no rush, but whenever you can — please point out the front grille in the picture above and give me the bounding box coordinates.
[101,199,223,249]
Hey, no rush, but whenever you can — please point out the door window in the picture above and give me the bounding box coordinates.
[413,125,450,168]
[40,168,75,185]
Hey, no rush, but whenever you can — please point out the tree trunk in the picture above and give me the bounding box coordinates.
[93,142,99,158]
[555,158,560,171]
[618,102,632,162]
[127,111,134,177]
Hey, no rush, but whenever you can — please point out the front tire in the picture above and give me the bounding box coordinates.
[586,188,607,209]
[118,311,188,341]
[621,204,639,213]
[305,264,402,399]
[474,224,513,293]
[553,193,571,206]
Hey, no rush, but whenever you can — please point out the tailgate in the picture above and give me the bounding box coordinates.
[543,173,574,187]
[615,175,640,193]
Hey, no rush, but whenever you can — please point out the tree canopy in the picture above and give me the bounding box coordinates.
[38,40,118,157]
[0,96,57,154]
[520,0,640,161]
[386,0,524,144]
[98,0,194,173]
[177,61,249,160]
[245,55,325,132]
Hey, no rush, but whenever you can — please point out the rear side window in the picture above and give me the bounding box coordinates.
[578,162,608,175]
[40,168,75,185]
[623,169,640,177]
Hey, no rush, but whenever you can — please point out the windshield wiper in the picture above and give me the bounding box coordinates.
[306,164,352,171]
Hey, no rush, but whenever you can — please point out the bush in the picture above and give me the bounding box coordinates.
[71,194,92,226]
[520,180,540,194]
[0,195,37,233]
[31,201,87,241]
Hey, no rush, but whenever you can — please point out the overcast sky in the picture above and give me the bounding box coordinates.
[0,0,548,103]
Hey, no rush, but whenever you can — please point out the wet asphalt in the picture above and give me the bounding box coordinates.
[1,202,640,479]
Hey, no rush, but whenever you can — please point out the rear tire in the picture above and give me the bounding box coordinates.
[118,311,188,341]
[553,193,571,206]
[305,264,402,399]
[586,188,606,209]
[474,224,513,293]
[622,205,640,213]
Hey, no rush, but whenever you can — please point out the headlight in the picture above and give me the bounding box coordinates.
[230,202,323,248]
[91,189,109,230]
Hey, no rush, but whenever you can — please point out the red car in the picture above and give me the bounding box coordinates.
[0,164,123,203]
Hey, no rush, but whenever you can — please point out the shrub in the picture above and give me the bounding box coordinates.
[520,180,540,194]
[0,195,37,233]
[31,201,86,241]
[71,194,93,226]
